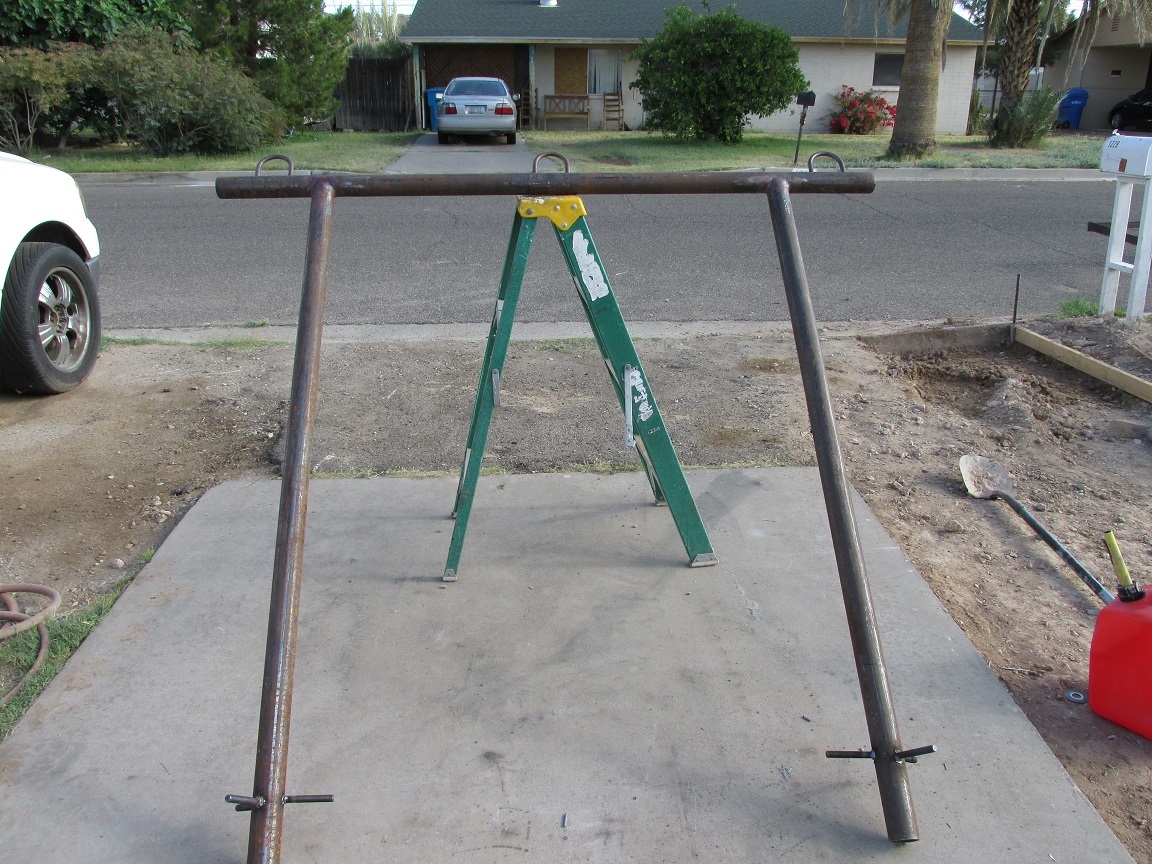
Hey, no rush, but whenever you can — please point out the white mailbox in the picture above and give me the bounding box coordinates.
[1099,133,1152,321]
[1100,132,1152,177]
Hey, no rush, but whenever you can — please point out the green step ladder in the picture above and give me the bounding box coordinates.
[443,195,717,581]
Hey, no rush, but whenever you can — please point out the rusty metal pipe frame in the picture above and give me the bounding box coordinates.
[766,177,918,842]
[221,168,922,861]
[243,179,336,864]
[215,169,874,200]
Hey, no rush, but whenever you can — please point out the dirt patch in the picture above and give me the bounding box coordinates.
[1,317,1150,859]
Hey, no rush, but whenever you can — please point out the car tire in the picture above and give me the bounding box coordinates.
[1111,112,1125,131]
[507,132,517,145]
[0,242,100,394]
[437,130,450,145]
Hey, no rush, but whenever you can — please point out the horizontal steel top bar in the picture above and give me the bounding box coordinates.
[215,170,874,200]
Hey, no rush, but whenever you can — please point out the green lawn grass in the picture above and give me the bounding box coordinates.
[0,588,123,741]
[521,129,1105,171]
[34,130,420,174]
[22,126,1105,175]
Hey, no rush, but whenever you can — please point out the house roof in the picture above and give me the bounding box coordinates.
[401,0,983,44]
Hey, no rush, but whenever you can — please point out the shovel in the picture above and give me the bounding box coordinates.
[959,455,1116,604]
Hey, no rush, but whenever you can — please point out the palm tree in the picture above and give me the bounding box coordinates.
[852,1,1120,156]
[847,1,960,159]
[995,0,1044,119]
[1063,1,1152,80]
[889,0,954,157]
[993,1,1150,143]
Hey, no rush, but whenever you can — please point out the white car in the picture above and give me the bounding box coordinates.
[0,152,101,393]
[436,77,519,145]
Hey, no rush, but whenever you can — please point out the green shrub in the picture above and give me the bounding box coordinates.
[630,4,807,143]
[0,0,188,49]
[992,88,1060,148]
[967,90,989,136]
[0,42,90,154]
[92,27,277,155]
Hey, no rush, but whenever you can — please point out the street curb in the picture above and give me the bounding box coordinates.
[104,318,1012,346]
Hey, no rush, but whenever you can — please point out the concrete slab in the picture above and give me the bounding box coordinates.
[0,469,1133,863]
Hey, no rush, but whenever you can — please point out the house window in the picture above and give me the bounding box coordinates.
[554,47,588,94]
[587,48,622,95]
[873,53,904,87]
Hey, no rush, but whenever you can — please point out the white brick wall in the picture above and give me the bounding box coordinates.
[530,41,978,135]
[744,43,977,135]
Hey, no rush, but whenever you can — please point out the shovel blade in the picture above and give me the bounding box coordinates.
[959,454,1015,500]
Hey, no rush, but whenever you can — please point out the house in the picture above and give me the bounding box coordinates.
[401,0,982,134]
[1047,11,1152,130]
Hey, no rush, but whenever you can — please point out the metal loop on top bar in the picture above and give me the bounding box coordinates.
[533,152,571,173]
[808,151,846,172]
[255,154,294,176]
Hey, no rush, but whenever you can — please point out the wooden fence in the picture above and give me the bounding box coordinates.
[334,57,415,132]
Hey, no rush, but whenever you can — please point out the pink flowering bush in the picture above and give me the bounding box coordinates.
[828,85,896,134]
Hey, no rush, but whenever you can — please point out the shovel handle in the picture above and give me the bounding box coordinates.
[998,493,1115,604]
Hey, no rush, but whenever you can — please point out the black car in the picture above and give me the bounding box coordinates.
[1109,90,1152,130]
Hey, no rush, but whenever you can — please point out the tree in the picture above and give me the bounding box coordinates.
[890,1,953,158]
[350,0,410,60]
[0,43,91,154]
[1066,0,1152,73]
[956,0,1008,80]
[846,1,953,159]
[0,0,188,49]
[190,0,354,126]
[630,4,807,144]
[93,26,277,155]
[992,0,1120,146]
[995,0,1044,122]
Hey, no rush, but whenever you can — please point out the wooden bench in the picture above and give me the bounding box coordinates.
[543,94,590,130]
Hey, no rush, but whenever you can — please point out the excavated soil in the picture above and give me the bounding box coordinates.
[1,315,1150,861]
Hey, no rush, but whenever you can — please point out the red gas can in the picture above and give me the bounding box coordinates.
[1089,593,1152,740]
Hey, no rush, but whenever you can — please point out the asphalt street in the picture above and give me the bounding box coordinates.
[81,169,1122,328]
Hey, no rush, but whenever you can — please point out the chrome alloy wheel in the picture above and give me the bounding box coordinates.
[37,265,92,373]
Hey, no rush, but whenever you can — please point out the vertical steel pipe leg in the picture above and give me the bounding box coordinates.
[246,179,336,864]
[765,178,919,843]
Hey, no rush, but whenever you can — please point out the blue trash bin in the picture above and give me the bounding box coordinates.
[426,87,445,131]
[1057,88,1089,129]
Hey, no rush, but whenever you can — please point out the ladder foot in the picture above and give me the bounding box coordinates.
[443,569,458,582]
[690,552,718,568]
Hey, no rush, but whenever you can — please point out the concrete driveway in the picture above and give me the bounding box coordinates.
[388,132,539,174]
[0,469,1135,863]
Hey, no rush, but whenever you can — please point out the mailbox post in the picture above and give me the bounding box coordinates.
[793,91,816,165]
[1099,133,1152,321]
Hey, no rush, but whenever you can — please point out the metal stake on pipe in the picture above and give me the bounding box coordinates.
[766,176,921,843]
[240,179,336,864]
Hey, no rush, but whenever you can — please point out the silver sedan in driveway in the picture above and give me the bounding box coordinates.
[436,77,518,145]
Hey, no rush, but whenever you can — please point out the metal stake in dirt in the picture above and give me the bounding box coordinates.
[216,162,930,857]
